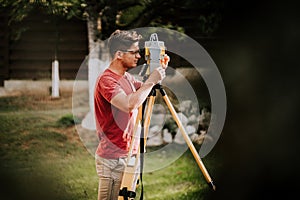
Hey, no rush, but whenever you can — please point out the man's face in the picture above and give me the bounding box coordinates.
[120,42,141,69]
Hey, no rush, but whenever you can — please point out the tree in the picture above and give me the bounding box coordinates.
[1,0,223,49]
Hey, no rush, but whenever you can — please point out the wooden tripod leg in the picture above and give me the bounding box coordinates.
[143,96,156,145]
[118,96,156,200]
[118,107,143,200]
[162,93,216,191]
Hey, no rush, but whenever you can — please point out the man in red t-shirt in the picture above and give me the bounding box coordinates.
[94,30,169,200]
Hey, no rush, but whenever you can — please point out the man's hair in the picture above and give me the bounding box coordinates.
[107,30,142,57]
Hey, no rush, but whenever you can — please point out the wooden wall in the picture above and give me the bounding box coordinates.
[0,12,9,86]
[0,9,220,85]
[0,11,88,84]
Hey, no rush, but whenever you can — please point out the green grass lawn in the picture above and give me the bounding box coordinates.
[0,94,219,199]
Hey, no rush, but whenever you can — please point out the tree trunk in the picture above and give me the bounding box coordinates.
[81,17,110,130]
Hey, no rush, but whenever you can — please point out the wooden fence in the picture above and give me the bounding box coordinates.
[0,10,88,85]
[0,10,221,86]
[0,12,9,86]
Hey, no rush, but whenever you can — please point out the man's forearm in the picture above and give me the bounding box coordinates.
[110,82,154,113]
[127,82,154,111]
[111,66,166,113]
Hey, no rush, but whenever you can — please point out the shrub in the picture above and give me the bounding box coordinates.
[56,114,80,127]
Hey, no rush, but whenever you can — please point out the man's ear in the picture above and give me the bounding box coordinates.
[116,51,122,59]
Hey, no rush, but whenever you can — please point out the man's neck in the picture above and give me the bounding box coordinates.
[109,61,127,76]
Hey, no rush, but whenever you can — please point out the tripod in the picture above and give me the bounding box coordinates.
[119,83,216,200]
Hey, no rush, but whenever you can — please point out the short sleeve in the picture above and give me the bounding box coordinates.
[98,75,123,102]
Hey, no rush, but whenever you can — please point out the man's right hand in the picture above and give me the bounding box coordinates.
[145,66,166,85]
[145,54,170,85]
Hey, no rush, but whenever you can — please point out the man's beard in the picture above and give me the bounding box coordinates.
[122,61,136,70]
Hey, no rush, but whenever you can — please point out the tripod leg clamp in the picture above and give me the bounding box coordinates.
[119,187,136,200]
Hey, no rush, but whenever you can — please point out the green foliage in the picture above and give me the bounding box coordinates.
[128,0,224,37]
[117,4,145,27]
[1,0,224,42]
[0,0,87,41]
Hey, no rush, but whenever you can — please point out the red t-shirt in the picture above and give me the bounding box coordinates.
[94,69,142,159]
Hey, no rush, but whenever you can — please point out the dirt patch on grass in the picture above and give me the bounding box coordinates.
[48,126,83,146]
